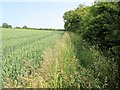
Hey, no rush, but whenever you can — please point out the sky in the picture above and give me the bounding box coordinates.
[1,0,94,29]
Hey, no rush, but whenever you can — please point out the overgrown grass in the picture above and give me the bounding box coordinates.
[39,32,116,89]
[40,33,79,88]
[69,32,117,89]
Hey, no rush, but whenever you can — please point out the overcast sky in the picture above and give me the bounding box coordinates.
[1,0,94,29]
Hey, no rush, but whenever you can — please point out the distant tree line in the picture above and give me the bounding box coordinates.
[1,23,64,31]
[1,23,28,29]
[63,1,120,89]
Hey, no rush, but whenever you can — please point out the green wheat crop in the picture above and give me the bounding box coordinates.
[1,28,64,87]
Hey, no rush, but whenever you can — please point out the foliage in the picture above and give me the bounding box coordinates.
[2,23,12,28]
[69,32,117,89]
[23,25,27,29]
[15,27,21,29]
[63,1,119,89]
[82,2,120,88]
[63,4,89,33]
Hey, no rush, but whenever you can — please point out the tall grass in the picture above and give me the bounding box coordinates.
[40,33,79,88]
[39,32,116,88]
[69,32,117,89]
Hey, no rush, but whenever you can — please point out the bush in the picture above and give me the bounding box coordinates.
[23,25,27,29]
[63,2,119,89]
[2,23,12,28]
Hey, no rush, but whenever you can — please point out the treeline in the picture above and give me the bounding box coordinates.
[1,23,64,31]
[1,23,28,29]
[63,1,120,89]
[2,23,12,28]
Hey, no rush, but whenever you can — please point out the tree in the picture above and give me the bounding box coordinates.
[63,2,120,89]
[2,23,8,28]
[82,2,120,88]
[63,5,90,32]
[15,27,21,29]
[2,23,12,28]
[8,25,12,28]
[23,25,27,29]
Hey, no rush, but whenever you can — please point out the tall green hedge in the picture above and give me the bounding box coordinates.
[63,2,120,89]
